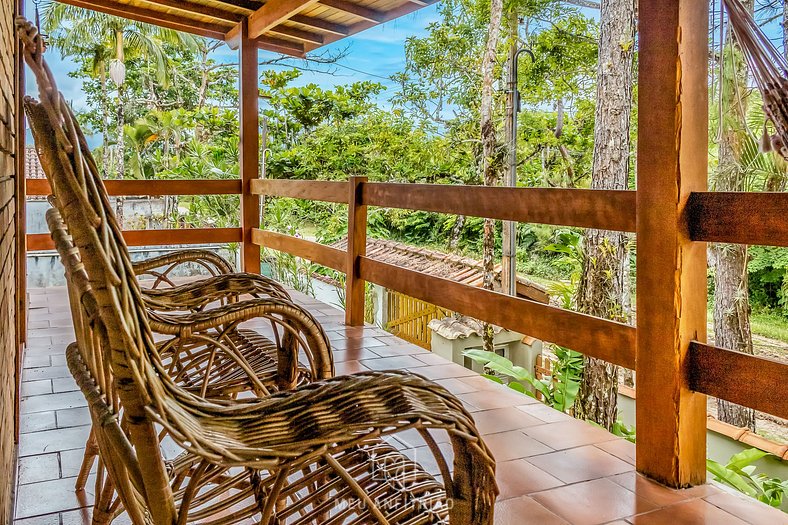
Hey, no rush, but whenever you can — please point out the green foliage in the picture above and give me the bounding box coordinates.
[707,449,788,508]
[748,247,788,317]
[464,345,582,413]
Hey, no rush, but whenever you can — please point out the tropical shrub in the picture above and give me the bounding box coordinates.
[707,448,788,509]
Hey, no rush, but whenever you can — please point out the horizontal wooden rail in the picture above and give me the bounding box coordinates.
[361,183,638,232]
[27,228,242,251]
[358,256,637,368]
[26,179,242,196]
[251,179,348,203]
[689,342,788,419]
[251,229,347,272]
[688,192,788,247]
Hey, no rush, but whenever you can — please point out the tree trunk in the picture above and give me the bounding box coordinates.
[100,65,111,179]
[713,0,756,432]
[572,0,635,431]
[115,30,125,228]
[479,0,505,352]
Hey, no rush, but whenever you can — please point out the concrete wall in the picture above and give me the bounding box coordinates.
[0,2,19,521]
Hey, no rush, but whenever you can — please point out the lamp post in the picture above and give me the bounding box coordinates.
[502,46,535,296]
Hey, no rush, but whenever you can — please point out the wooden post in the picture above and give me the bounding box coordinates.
[13,0,26,444]
[345,176,367,326]
[636,0,708,487]
[239,19,261,273]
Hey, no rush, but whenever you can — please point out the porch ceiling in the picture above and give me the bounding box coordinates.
[56,0,436,57]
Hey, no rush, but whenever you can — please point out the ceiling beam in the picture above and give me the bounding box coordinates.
[306,0,436,51]
[318,0,384,23]
[212,0,264,13]
[247,0,322,39]
[256,35,306,57]
[54,0,231,40]
[143,0,244,23]
[269,25,324,45]
[289,15,350,36]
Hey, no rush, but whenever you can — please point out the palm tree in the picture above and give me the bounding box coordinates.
[42,2,199,224]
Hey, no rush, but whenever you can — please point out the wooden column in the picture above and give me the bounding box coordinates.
[345,176,367,326]
[14,0,26,442]
[635,0,708,487]
[239,19,261,273]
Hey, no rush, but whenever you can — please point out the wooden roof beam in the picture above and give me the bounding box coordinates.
[257,35,306,56]
[269,25,324,45]
[54,0,231,40]
[305,0,436,51]
[289,15,350,37]
[318,0,385,23]
[143,0,245,23]
[247,0,322,39]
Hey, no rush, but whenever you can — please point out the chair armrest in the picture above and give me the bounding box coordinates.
[148,370,498,524]
[149,297,334,390]
[142,273,291,313]
[133,249,234,289]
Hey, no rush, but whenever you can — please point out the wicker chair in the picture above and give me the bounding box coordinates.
[46,204,334,517]
[20,18,497,525]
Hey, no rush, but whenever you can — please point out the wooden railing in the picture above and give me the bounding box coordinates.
[250,177,788,435]
[25,178,243,251]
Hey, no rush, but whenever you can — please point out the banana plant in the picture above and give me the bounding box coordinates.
[464,346,582,413]
[707,448,788,508]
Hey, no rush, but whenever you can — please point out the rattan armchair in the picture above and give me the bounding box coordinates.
[20,18,497,524]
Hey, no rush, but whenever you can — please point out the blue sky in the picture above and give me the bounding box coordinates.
[24,0,441,111]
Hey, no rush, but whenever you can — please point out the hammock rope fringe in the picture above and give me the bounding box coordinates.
[723,0,788,160]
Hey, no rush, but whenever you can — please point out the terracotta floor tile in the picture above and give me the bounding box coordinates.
[527,446,633,484]
[331,347,381,362]
[52,377,79,393]
[19,425,91,457]
[495,496,569,524]
[434,377,478,395]
[21,380,52,397]
[15,476,94,519]
[56,407,91,428]
[496,459,564,499]
[360,355,427,371]
[18,453,60,484]
[483,430,553,461]
[473,407,545,435]
[371,344,423,356]
[609,472,718,508]
[401,443,455,478]
[413,352,450,366]
[20,411,57,434]
[459,374,506,391]
[414,363,478,380]
[16,285,779,525]
[20,391,87,415]
[22,366,72,382]
[23,355,51,368]
[595,438,636,466]
[703,491,788,525]
[391,427,452,448]
[524,419,616,450]
[459,388,537,411]
[60,448,95,479]
[533,478,658,525]
[333,360,369,375]
[14,514,60,525]
[516,403,574,424]
[628,498,749,525]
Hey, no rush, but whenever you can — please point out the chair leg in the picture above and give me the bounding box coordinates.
[76,429,99,491]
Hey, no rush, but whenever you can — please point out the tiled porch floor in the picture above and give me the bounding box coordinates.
[14,285,787,525]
